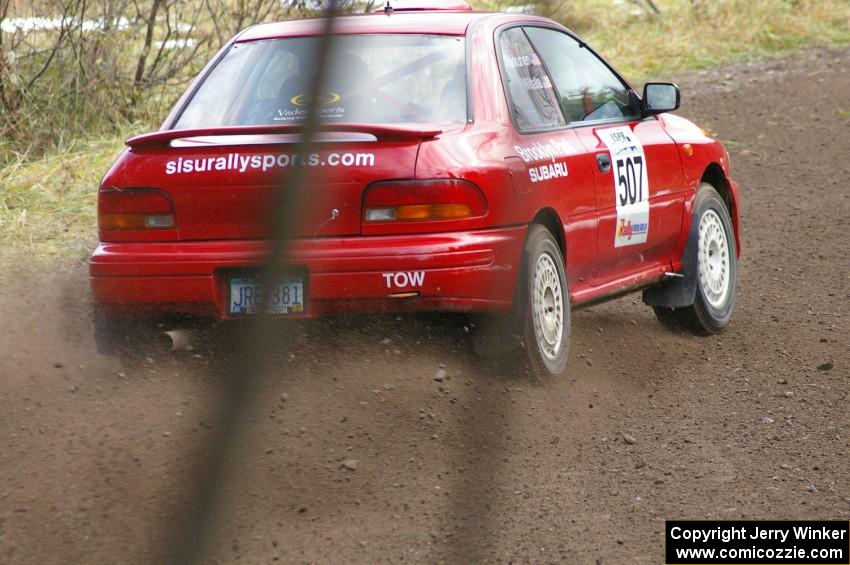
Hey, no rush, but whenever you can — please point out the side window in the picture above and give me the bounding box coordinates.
[175,43,258,128]
[498,28,566,131]
[524,27,638,124]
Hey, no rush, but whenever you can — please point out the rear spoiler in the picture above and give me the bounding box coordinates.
[126,123,443,149]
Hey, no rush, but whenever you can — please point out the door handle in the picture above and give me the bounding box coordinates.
[596,153,611,173]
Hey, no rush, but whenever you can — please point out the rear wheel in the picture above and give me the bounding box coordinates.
[94,309,148,355]
[522,225,570,379]
[655,183,737,334]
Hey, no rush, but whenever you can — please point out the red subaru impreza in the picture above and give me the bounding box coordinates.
[90,1,740,378]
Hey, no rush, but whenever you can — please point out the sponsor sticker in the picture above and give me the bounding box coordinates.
[290,91,341,107]
[514,137,573,164]
[164,152,375,175]
[275,91,345,122]
[503,53,542,69]
[383,271,425,289]
[514,137,573,183]
[597,126,650,247]
[529,161,568,183]
[519,74,553,92]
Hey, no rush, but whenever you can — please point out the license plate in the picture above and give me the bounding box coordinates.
[229,277,305,315]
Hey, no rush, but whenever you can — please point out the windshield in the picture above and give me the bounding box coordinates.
[174,34,467,128]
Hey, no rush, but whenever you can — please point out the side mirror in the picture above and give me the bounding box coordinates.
[642,82,680,115]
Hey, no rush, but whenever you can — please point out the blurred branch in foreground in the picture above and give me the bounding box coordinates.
[163,1,342,561]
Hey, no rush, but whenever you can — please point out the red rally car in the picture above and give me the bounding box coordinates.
[90,1,741,378]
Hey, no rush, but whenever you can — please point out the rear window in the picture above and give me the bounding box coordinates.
[174,34,467,128]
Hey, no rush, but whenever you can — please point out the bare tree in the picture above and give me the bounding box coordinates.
[0,0,318,158]
[628,0,661,17]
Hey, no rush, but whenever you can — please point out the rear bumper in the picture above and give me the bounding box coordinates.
[90,226,527,318]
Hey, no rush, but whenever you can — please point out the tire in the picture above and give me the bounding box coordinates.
[94,309,119,355]
[652,304,684,331]
[94,309,145,355]
[471,314,522,358]
[657,183,737,335]
[521,225,570,378]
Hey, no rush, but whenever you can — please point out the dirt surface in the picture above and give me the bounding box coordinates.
[1,46,849,564]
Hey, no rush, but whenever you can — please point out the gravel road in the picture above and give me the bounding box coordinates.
[1,46,848,564]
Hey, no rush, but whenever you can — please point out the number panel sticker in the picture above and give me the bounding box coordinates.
[597,126,650,247]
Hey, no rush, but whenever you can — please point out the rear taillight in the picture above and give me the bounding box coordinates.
[98,189,177,241]
[363,179,487,226]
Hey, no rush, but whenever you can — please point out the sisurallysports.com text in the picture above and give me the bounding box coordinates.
[164,151,375,175]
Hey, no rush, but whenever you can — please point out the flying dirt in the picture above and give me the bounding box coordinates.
[0,46,848,564]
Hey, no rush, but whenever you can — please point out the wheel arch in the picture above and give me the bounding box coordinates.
[701,162,740,256]
[530,207,566,259]
[511,208,567,322]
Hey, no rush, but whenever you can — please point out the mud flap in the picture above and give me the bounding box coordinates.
[511,242,532,324]
[473,227,531,357]
[642,215,699,308]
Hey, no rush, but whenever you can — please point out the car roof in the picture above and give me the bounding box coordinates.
[235,11,503,41]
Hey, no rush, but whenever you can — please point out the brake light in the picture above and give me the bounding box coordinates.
[98,189,177,241]
[363,179,487,224]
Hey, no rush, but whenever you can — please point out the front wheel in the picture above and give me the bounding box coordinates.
[655,183,737,334]
[522,225,570,379]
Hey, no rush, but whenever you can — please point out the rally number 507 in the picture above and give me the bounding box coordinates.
[615,155,644,207]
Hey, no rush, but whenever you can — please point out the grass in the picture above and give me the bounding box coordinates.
[2,0,850,260]
[504,0,850,82]
[0,137,125,261]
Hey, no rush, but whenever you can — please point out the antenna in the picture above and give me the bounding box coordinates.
[384,0,393,15]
